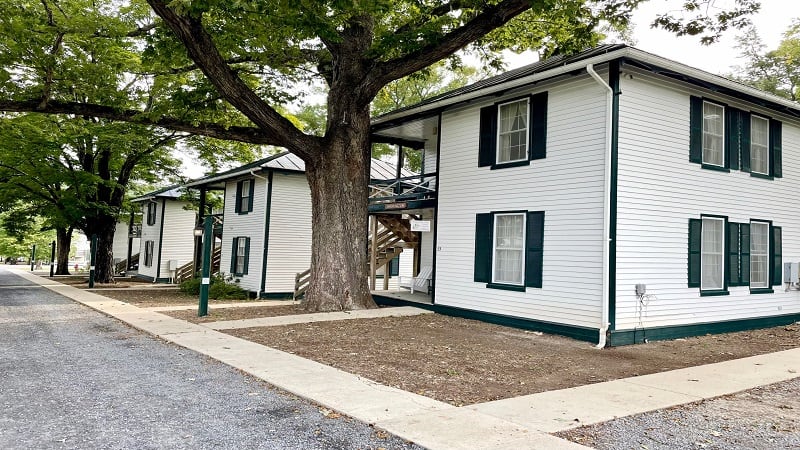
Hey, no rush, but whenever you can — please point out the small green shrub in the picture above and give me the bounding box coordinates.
[179,273,248,300]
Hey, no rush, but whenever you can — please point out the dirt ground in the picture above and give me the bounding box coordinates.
[91,285,800,406]
[52,275,154,288]
[95,287,256,308]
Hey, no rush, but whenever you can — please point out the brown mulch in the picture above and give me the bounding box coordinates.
[225,315,800,406]
[50,276,154,289]
[81,285,800,407]
[163,305,308,323]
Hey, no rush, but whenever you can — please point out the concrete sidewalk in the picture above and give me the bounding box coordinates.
[13,268,800,450]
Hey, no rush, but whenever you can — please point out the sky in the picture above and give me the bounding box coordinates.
[505,0,800,76]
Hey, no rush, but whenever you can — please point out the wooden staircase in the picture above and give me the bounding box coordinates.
[174,245,222,284]
[293,214,420,299]
[114,253,139,274]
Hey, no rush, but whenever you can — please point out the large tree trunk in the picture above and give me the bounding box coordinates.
[303,119,376,311]
[55,226,72,275]
[83,216,116,284]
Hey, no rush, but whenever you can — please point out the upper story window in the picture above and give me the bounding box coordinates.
[146,202,157,225]
[750,115,769,175]
[702,101,725,167]
[478,92,547,169]
[235,178,255,214]
[497,99,529,164]
[690,96,782,178]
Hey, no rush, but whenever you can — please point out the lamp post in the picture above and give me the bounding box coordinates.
[197,216,213,317]
[49,241,56,277]
[88,234,97,288]
[30,244,36,271]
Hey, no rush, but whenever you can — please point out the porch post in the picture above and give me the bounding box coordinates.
[370,215,377,290]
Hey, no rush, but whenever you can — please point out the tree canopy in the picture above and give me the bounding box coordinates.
[733,21,800,101]
[0,0,761,309]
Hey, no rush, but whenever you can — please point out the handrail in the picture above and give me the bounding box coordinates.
[293,268,311,300]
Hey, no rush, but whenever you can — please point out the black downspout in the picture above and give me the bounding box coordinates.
[430,113,443,304]
[259,171,274,296]
[155,198,167,281]
[608,60,621,331]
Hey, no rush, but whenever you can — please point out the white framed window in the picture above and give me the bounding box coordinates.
[702,101,725,167]
[235,238,247,275]
[701,217,724,290]
[750,221,769,288]
[144,241,154,267]
[751,115,769,175]
[240,179,252,212]
[497,99,529,164]
[492,213,525,285]
[147,202,157,225]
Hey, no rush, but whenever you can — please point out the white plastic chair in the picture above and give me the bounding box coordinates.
[399,266,433,294]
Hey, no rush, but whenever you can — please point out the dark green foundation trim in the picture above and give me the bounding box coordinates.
[260,171,274,294]
[258,292,294,300]
[133,274,172,284]
[609,312,800,346]
[609,59,620,331]
[155,199,167,280]
[372,294,599,344]
[700,290,729,297]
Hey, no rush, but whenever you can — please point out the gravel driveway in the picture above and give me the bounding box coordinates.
[0,268,421,449]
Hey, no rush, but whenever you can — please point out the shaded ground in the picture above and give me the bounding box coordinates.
[163,305,309,323]
[556,377,800,449]
[51,275,154,288]
[86,285,800,407]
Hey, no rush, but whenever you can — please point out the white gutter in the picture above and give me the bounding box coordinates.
[586,63,612,349]
[374,47,800,128]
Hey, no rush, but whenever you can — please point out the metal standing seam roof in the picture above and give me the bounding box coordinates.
[372,43,800,128]
[130,185,185,203]
[184,150,413,188]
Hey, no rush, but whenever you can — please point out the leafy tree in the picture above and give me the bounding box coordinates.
[0,208,55,264]
[733,23,800,101]
[0,0,758,310]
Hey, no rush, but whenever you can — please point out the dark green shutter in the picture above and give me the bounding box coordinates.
[726,108,740,170]
[740,111,751,173]
[474,213,493,282]
[772,226,782,286]
[243,237,250,275]
[230,237,238,273]
[389,256,399,277]
[234,181,243,213]
[770,120,782,178]
[478,105,497,167]
[740,224,750,286]
[689,96,703,164]
[529,92,547,161]
[247,179,255,212]
[525,211,545,288]
[688,219,702,287]
[727,222,741,285]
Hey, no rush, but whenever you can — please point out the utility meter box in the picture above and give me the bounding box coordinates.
[168,259,178,271]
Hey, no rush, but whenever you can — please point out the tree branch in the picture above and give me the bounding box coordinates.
[0,99,279,145]
[145,0,317,158]
[369,0,531,94]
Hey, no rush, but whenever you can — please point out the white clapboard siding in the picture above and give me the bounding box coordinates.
[157,201,197,281]
[614,69,800,330]
[137,201,161,280]
[434,74,609,329]
[220,176,268,293]
[264,172,313,293]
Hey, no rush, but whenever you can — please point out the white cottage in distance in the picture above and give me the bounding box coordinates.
[186,151,414,298]
[370,44,800,346]
[131,186,197,283]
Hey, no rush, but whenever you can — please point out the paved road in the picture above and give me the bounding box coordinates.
[0,267,421,449]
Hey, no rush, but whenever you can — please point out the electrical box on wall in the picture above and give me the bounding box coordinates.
[168,259,178,271]
[785,262,800,283]
[635,284,646,296]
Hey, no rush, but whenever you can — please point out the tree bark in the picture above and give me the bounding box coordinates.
[303,117,376,311]
[82,216,116,284]
[55,226,72,275]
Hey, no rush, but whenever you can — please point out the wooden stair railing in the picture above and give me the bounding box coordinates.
[174,246,222,284]
[293,268,311,300]
[115,254,138,274]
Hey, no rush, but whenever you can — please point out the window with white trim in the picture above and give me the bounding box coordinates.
[702,101,725,167]
[750,221,769,288]
[492,213,525,285]
[240,180,252,212]
[750,115,769,175]
[701,217,724,290]
[147,202,157,225]
[497,99,529,164]
[235,238,247,275]
[144,241,154,267]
